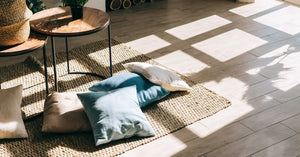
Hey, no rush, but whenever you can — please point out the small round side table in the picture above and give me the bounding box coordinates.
[0,32,49,94]
[30,7,112,92]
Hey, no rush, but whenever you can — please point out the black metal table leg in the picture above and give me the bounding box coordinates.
[108,24,113,77]
[65,36,108,79]
[65,37,71,74]
[42,44,49,95]
[51,36,58,92]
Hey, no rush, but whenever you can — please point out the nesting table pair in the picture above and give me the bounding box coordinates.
[0,7,112,93]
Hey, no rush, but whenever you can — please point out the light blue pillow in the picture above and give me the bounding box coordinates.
[89,73,170,108]
[77,86,156,146]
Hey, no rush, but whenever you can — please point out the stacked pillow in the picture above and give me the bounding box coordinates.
[123,62,192,92]
[78,86,156,146]
[88,72,170,108]
[42,62,192,146]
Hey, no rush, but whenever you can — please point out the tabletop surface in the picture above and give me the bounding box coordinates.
[30,7,110,37]
[0,32,47,56]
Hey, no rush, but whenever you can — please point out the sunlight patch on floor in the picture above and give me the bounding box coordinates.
[47,146,72,156]
[0,147,12,156]
[259,44,290,67]
[254,5,300,35]
[246,44,291,75]
[157,135,187,157]
[271,74,300,92]
[120,133,187,157]
[60,59,92,73]
[57,60,100,90]
[184,122,213,138]
[201,76,250,101]
[199,99,254,132]
[270,52,300,92]
[22,82,47,98]
[63,81,99,92]
[22,99,44,111]
[229,0,283,17]
[165,15,231,40]
[56,60,100,92]
[244,45,300,92]
[259,44,290,59]
[154,50,210,76]
[87,48,111,65]
[192,29,267,62]
[1,72,45,91]
[125,35,171,54]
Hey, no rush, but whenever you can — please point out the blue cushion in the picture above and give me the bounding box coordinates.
[89,73,170,108]
[77,86,156,146]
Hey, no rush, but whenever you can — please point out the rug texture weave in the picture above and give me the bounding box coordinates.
[0,39,231,156]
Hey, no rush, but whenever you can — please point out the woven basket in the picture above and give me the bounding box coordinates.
[0,0,32,46]
[0,0,33,26]
[0,19,31,46]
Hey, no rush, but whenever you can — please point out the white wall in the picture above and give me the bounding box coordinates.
[43,0,106,12]
[43,0,62,8]
[238,0,255,2]
[85,0,106,11]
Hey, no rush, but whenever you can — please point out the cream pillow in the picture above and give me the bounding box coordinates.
[123,62,192,92]
[0,85,28,139]
[42,92,91,133]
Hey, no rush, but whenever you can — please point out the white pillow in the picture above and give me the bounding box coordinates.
[0,85,28,139]
[123,62,192,92]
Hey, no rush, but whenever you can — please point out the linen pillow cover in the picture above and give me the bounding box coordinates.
[89,73,170,108]
[42,92,91,133]
[123,62,192,92]
[77,86,156,146]
[0,85,28,139]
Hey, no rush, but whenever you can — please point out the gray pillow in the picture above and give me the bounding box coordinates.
[89,73,170,108]
[77,86,155,146]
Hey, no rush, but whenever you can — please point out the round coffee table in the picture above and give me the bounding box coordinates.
[0,32,49,94]
[30,7,112,92]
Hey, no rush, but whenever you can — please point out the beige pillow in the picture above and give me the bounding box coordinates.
[42,92,91,133]
[0,85,28,139]
[123,62,192,92]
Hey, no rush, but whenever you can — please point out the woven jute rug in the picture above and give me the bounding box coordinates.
[0,39,231,156]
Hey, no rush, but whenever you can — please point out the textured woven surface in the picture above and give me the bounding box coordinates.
[0,39,231,156]
[0,19,31,46]
[0,56,46,119]
[0,0,32,46]
[0,0,32,26]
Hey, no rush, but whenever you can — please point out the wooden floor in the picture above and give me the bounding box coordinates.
[2,0,300,156]
[111,0,300,156]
